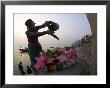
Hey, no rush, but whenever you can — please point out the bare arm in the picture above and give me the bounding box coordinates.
[36,31,48,37]
[26,30,53,37]
[26,31,48,37]
[35,21,51,29]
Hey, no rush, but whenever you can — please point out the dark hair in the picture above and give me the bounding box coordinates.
[27,66,29,68]
[25,19,33,26]
[19,62,22,64]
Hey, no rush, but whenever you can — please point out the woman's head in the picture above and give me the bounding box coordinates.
[19,61,22,64]
[25,19,35,28]
[27,66,29,68]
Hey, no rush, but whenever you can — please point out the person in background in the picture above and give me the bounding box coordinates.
[27,66,32,74]
[18,62,25,75]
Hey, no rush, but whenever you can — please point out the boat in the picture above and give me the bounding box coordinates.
[19,47,28,53]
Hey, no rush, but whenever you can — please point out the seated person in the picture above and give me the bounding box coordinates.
[27,66,32,74]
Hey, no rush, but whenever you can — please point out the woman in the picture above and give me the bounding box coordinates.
[25,19,52,68]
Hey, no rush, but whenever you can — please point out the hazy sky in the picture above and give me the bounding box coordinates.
[14,13,92,50]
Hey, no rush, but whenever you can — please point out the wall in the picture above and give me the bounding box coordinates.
[83,13,97,75]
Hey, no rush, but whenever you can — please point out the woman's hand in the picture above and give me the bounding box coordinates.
[45,21,50,25]
[45,21,53,25]
[47,30,54,34]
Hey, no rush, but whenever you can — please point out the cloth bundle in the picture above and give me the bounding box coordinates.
[34,48,77,71]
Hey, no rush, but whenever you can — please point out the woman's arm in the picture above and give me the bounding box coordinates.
[26,30,52,37]
[35,21,52,29]
[36,31,48,37]
[36,21,52,29]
